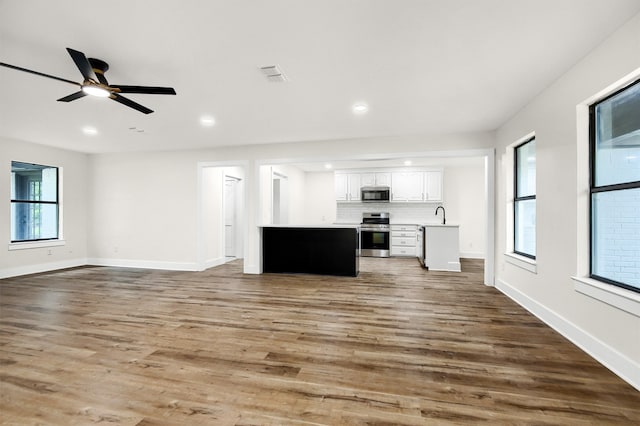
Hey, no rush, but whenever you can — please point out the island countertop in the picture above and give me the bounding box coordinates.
[259,224,359,229]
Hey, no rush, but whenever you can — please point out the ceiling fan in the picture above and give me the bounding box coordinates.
[0,47,176,114]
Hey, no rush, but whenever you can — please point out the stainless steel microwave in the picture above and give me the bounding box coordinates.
[361,186,390,202]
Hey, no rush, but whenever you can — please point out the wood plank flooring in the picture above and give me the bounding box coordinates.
[1,258,639,425]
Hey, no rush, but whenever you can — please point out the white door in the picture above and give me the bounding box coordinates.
[224,178,237,258]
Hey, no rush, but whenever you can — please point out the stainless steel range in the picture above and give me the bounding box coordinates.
[360,212,391,257]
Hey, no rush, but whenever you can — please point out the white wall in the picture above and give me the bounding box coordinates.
[444,164,486,258]
[87,151,199,270]
[0,137,88,277]
[277,164,306,225]
[259,164,305,225]
[303,172,337,224]
[494,12,640,389]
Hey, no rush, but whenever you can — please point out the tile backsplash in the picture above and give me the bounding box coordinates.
[336,202,444,224]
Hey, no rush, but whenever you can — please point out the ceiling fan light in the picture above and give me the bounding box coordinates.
[82,85,110,98]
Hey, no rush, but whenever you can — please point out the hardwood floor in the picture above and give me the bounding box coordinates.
[1,258,639,425]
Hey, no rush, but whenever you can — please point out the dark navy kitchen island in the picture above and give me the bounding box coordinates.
[261,225,359,277]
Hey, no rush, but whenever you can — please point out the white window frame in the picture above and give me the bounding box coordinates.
[8,163,64,250]
[504,132,537,273]
[574,69,640,317]
[514,137,536,259]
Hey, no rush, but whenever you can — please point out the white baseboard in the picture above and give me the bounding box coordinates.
[243,264,261,274]
[87,258,200,272]
[496,278,640,392]
[204,257,226,269]
[1,257,223,279]
[460,251,485,259]
[0,258,88,279]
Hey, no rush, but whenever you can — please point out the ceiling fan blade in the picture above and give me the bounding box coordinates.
[66,48,98,82]
[111,93,153,114]
[57,91,87,102]
[111,85,176,95]
[88,58,109,85]
[94,72,109,86]
[0,62,80,86]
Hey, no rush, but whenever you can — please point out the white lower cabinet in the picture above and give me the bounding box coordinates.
[391,225,417,257]
[423,224,461,271]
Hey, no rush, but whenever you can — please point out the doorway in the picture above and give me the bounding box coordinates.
[224,176,241,261]
[198,163,246,271]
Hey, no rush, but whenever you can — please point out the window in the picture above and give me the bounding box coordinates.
[514,137,536,258]
[590,79,640,293]
[10,161,59,242]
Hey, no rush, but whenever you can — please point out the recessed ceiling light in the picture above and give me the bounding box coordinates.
[352,103,369,114]
[82,85,110,98]
[325,163,333,169]
[200,116,216,127]
[82,126,98,136]
[404,160,412,166]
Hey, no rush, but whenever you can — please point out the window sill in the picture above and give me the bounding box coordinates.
[504,252,537,273]
[8,240,66,251]
[572,276,640,318]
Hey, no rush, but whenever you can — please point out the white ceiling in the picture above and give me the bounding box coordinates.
[1,0,639,154]
[290,155,486,172]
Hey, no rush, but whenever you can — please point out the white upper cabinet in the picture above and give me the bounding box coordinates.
[360,172,391,187]
[360,173,375,187]
[348,174,361,201]
[335,172,361,202]
[335,173,349,201]
[424,171,443,201]
[336,169,442,203]
[391,172,424,202]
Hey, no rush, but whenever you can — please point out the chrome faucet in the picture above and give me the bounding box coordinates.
[435,206,446,225]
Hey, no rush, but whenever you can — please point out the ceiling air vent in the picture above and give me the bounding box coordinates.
[259,65,287,82]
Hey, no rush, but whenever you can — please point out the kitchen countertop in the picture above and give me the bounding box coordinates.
[260,224,359,229]
[386,222,460,227]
